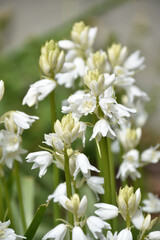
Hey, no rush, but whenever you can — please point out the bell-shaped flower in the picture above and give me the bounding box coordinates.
[87,216,111,239]
[125,85,149,104]
[94,203,118,220]
[148,231,160,240]
[0,130,27,169]
[106,231,118,240]
[73,153,99,180]
[116,149,140,181]
[47,182,66,203]
[117,228,133,240]
[0,220,26,240]
[117,185,141,220]
[0,80,4,101]
[26,151,53,178]
[42,223,67,240]
[39,39,65,77]
[1,111,38,134]
[132,210,157,232]
[117,126,142,151]
[123,50,145,72]
[87,176,104,200]
[90,119,116,141]
[22,79,56,107]
[141,145,160,165]
[72,226,87,240]
[56,57,87,88]
[59,194,87,218]
[43,133,64,153]
[142,193,160,214]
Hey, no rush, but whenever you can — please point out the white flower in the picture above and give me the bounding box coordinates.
[0,80,4,101]
[123,50,145,72]
[0,130,27,169]
[26,151,53,178]
[42,223,67,240]
[94,203,119,221]
[56,57,87,88]
[87,216,111,239]
[106,231,118,240]
[114,66,135,88]
[59,194,87,218]
[77,93,97,116]
[117,228,133,240]
[148,231,160,240]
[142,193,160,213]
[0,220,26,240]
[141,145,160,165]
[22,79,56,107]
[73,153,99,180]
[90,119,116,141]
[72,226,87,240]
[125,85,149,104]
[43,133,64,153]
[132,210,157,232]
[87,176,104,199]
[116,149,140,181]
[47,182,66,203]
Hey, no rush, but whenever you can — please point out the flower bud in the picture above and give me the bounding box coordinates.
[87,51,108,73]
[117,185,141,220]
[71,21,89,46]
[0,80,5,101]
[108,43,127,67]
[39,40,65,77]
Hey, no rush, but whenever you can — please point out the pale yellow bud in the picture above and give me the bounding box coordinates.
[39,39,65,77]
[54,113,81,148]
[84,69,104,94]
[87,51,107,73]
[117,185,141,220]
[108,43,127,67]
[71,21,89,45]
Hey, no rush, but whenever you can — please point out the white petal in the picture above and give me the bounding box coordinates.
[58,40,75,50]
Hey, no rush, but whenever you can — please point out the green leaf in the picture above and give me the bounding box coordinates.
[24,203,48,240]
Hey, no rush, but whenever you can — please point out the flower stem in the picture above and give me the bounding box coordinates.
[50,90,60,223]
[64,149,74,236]
[14,161,27,232]
[1,175,14,228]
[0,177,4,220]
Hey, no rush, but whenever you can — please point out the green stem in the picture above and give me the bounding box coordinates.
[14,161,27,232]
[64,149,74,237]
[50,90,60,223]
[0,178,4,220]
[99,137,111,204]
[1,176,14,228]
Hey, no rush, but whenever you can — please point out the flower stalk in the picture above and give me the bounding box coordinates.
[14,161,27,232]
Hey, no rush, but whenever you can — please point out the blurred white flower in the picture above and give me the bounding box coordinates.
[47,182,66,203]
[26,151,53,178]
[0,130,27,169]
[87,216,110,239]
[42,223,67,240]
[116,149,140,181]
[106,231,118,240]
[148,231,160,240]
[94,203,119,220]
[43,133,64,153]
[22,79,56,107]
[117,228,132,240]
[56,57,87,88]
[123,50,145,72]
[0,220,26,240]
[142,193,160,213]
[73,153,99,180]
[87,176,104,200]
[72,226,87,240]
[141,145,160,165]
[0,80,4,101]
